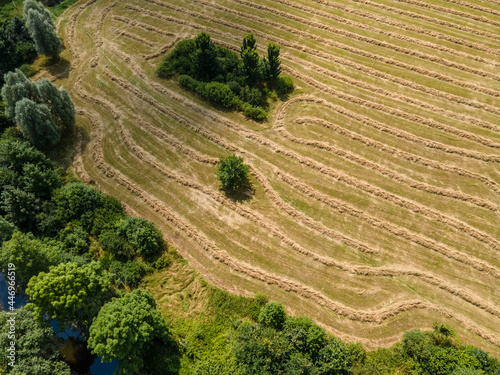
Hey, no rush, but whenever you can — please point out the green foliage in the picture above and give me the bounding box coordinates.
[0,16,37,87]
[241,33,257,57]
[178,74,201,91]
[276,75,294,94]
[234,323,290,374]
[88,289,172,374]
[258,301,287,330]
[26,261,111,328]
[99,229,133,261]
[201,81,237,108]
[216,154,250,192]
[265,43,281,81]
[192,32,219,81]
[0,308,71,374]
[59,223,89,254]
[24,2,61,58]
[14,97,61,148]
[0,215,17,243]
[0,231,61,285]
[110,260,148,287]
[37,78,75,132]
[427,347,482,375]
[52,182,106,223]
[402,329,434,362]
[157,39,197,78]
[241,47,261,87]
[241,103,267,121]
[2,69,39,119]
[48,0,79,18]
[118,216,164,256]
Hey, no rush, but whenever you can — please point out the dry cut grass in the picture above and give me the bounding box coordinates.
[52,0,500,354]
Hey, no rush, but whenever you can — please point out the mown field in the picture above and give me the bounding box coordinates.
[52,0,500,355]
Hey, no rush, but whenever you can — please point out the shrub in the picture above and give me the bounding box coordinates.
[110,260,147,287]
[118,217,164,257]
[227,81,241,96]
[276,76,294,94]
[258,302,287,330]
[216,154,250,191]
[178,74,200,92]
[242,104,267,121]
[98,230,134,261]
[201,82,237,108]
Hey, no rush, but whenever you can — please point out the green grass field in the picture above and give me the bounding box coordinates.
[50,0,500,355]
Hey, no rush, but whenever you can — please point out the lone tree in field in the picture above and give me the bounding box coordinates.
[216,154,250,191]
[23,0,62,58]
[266,43,281,81]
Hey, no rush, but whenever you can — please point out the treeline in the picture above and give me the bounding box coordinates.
[157,32,294,120]
[0,130,179,373]
[0,0,63,88]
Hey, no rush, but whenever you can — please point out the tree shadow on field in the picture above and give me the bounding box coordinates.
[221,180,255,203]
[46,56,71,80]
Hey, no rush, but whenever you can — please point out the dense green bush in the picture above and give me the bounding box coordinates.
[178,74,201,92]
[258,301,287,330]
[201,82,237,108]
[276,76,294,94]
[216,154,250,191]
[110,260,147,287]
[118,216,164,256]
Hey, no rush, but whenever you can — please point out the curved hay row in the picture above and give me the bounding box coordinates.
[349,0,500,41]
[115,9,500,136]
[75,93,500,347]
[168,0,500,98]
[233,0,500,81]
[284,66,500,163]
[143,37,181,61]
[295,115,500,197]
[310,0,500,56]
[127,3,500,116]
[66,0,97,59]
[74,91,433,327]
[439,0,500,16]
[134,67,500,256]
[267,0,500,67]
[112,15,175,37]
[111,27,157,47]
[276,168,500,280]
[283,53,500,135]
[276,122,498,211]
[394,0,500,25]
[102,64,500,256]
[94,0,118,47]
[121,115,500,320]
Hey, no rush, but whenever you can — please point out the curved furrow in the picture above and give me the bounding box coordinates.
[266,0,500,67]
[120,115,500,320]
[276,121,498,212]
[283,65,500,163]
[111,27,157,47]
[101,67,500,256]
[66,0,97,59]
[75,96,500,347]
[295,114,500,197]
[73,96,433,327]
[115,12,500,135]
[232,0,500,81]
[150,0,500,99]
[282,53,500,135]
[439,0,500,16]
[393,0,500,25]
[276,168,500,279]
[127,4,500,115]
[309,0,500,56]
[348,0,500,41]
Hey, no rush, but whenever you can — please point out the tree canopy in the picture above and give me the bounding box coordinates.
[88,289,172,374]
[26,261,111,328]
[23,0,62,58]
[216,154,250,192]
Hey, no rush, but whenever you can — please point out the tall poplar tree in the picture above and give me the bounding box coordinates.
[24,1,62,58]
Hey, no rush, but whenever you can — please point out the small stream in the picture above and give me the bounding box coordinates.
[0,273,118,374]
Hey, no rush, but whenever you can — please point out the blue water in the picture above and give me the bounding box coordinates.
[0,272,118,374]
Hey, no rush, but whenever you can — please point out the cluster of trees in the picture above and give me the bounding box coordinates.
[0,16,37,87]
[157,32,294,120]
[1,69,75,148]
[0,133,179,373]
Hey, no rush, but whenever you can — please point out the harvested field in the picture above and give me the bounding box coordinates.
[56,0,500,353]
